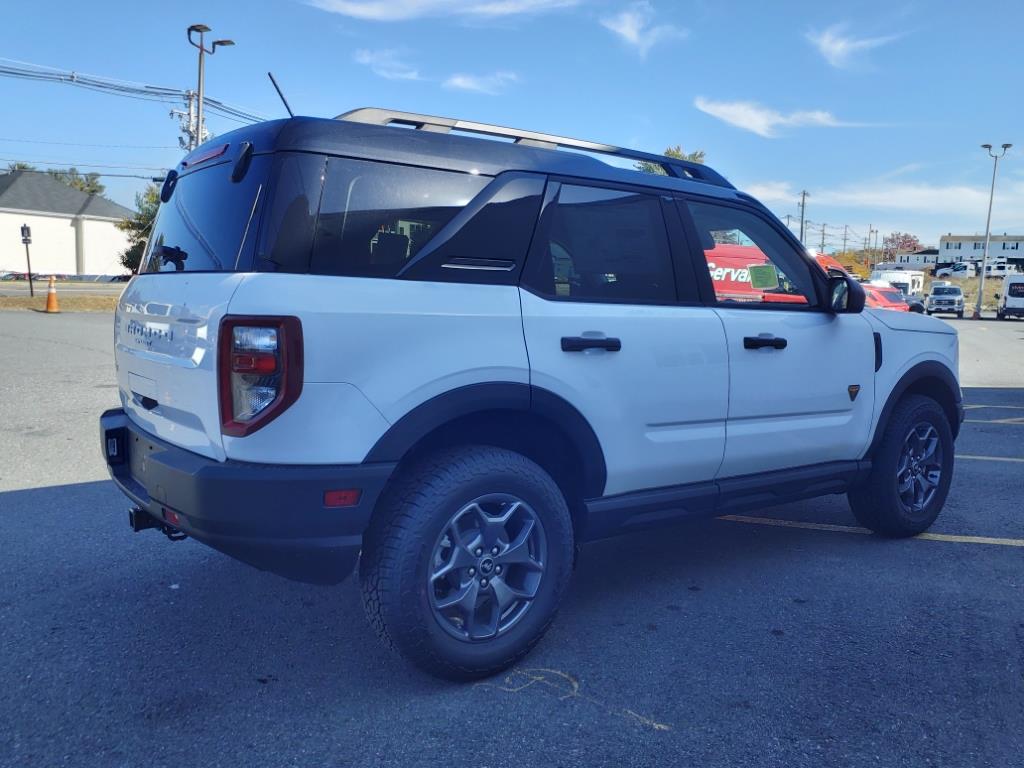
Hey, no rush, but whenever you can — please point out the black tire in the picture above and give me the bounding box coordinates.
[848,394,954,537]
[359,445,574,680]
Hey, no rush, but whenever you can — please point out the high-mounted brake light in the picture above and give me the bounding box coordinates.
[218,316,303,437]
[182,142,229,168]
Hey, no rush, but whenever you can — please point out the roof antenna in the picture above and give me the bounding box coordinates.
[267,72,294,118]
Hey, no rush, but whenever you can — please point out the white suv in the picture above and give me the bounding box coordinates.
[101,109,963,679]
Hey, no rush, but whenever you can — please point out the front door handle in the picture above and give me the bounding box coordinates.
[743,335,787,350]
[561,336,622,352]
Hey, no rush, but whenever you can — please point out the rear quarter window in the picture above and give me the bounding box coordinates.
[310,158,490,277]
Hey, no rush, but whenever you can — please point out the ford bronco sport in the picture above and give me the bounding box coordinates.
[100,109,963,679]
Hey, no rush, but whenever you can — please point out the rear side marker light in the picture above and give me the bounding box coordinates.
[219,316,303,437]
[324,489,362,508]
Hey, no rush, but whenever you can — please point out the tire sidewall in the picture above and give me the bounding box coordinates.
[874,396,954,533]
[389,450,574,674]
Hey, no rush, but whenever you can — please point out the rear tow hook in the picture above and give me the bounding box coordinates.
[128,507,188,542]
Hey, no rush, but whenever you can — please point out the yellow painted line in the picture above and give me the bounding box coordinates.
[964,418,1024,425]
[718,515,1024,548]
[956,453,1024,463]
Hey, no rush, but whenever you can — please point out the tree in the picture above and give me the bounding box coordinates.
[635,144,706,175]
[116,184,160,273]
[6,161,36,172]
[46,167,105,196]
[883,232,921,258]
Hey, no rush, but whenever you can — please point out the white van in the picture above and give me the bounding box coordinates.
[872,269,924,296]
[996,275,1024,320]
[935,262,976,279]
[985,262,1019,279]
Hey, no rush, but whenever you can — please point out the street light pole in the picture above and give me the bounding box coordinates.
[973,143,1012,320]
[187,25,234,150]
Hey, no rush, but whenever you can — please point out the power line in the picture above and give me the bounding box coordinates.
[0,136,179,150]
[6,168,163,180]
[2,157,167,170]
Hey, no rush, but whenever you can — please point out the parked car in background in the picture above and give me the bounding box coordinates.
[863,282,910,312]
[926,285,965,318]
[902,294,925,313]
[984,262,1019,279]
[996,274,1024,320]
[870,269,924,297]
[935,263,975,279]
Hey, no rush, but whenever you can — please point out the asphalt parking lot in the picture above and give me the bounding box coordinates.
[2,311,1022,768]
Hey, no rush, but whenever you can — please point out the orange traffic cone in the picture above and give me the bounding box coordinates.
[45,276,60,314]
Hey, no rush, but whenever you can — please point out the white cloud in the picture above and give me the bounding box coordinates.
[600,1,687,57]
[353,49,421,80]
[443,71,519,94]
[310,0,579,21]
[743,181,797,205]
[806,24,900,69]
[694,96,854,138]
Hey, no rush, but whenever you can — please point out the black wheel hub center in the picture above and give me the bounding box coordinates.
[479,558,495,575]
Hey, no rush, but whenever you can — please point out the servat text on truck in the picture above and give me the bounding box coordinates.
[101,109,963,679]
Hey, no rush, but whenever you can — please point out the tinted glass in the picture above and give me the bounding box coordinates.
[311,158,489,277]
[402,175,544,284]
[255,153,326,274]
[141,156,270,273]
[526,184,676,303]
[933,286,961,295]
[685,200,817,306]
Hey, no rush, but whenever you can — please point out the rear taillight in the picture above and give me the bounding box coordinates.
[219,316,303,437]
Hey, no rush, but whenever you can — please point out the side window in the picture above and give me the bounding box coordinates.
[685,200,818,307]
[524,184,676,303]
[310,158,489,277]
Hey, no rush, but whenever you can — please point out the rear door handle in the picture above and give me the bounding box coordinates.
[561,336,622,352]
[743,335,787,350]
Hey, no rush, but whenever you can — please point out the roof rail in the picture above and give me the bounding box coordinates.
[335,107,734,189]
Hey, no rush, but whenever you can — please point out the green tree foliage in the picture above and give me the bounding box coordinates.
[116,184,160,273]
[635,144,706,175]
[6,161,36,171]
[46,167,105,195]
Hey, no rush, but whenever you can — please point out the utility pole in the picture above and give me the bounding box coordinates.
[798,190,809,244]
[170,90,198,149]
[819,222,827,253]
[784,214,792,229]
[187,25,234,150]
[841,224,849,257]
[974,143,1012,319]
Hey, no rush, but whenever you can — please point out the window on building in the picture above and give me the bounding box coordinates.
[974,242,984,250]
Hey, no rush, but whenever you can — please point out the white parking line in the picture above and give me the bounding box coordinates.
[956,454,1024,463]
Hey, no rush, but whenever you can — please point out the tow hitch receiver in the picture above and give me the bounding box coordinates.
[128,507,188,541]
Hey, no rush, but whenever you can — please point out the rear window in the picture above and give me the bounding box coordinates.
[1009,282,1024,298]
[310,157,490,277]
[141,156,270,273]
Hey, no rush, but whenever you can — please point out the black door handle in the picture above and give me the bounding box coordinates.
[743,335,787,350]
[561,336,622,352]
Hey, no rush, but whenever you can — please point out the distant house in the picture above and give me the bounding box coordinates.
[0,171,133,275]
[938,233,1024,270]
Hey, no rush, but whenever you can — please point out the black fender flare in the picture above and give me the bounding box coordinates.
[364,382,608,498]
[866,360,963,457]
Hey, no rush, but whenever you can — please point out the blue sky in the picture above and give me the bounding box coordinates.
[2,0,1022,250]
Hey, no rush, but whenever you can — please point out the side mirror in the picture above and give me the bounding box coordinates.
[829,275,865,313]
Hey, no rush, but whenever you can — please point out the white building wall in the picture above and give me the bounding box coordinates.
[82,218,130,274]
[0,211,76,274]
[0,210,130,275]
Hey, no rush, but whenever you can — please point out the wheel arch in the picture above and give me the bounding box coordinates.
[364,383,608,511]
[866,361,962,458]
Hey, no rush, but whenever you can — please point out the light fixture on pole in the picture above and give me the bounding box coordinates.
[973,143,1012,320]
[187,24,235,150]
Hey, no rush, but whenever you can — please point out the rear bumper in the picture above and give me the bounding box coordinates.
[100,408,395,584]
[998,307,1024,317]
